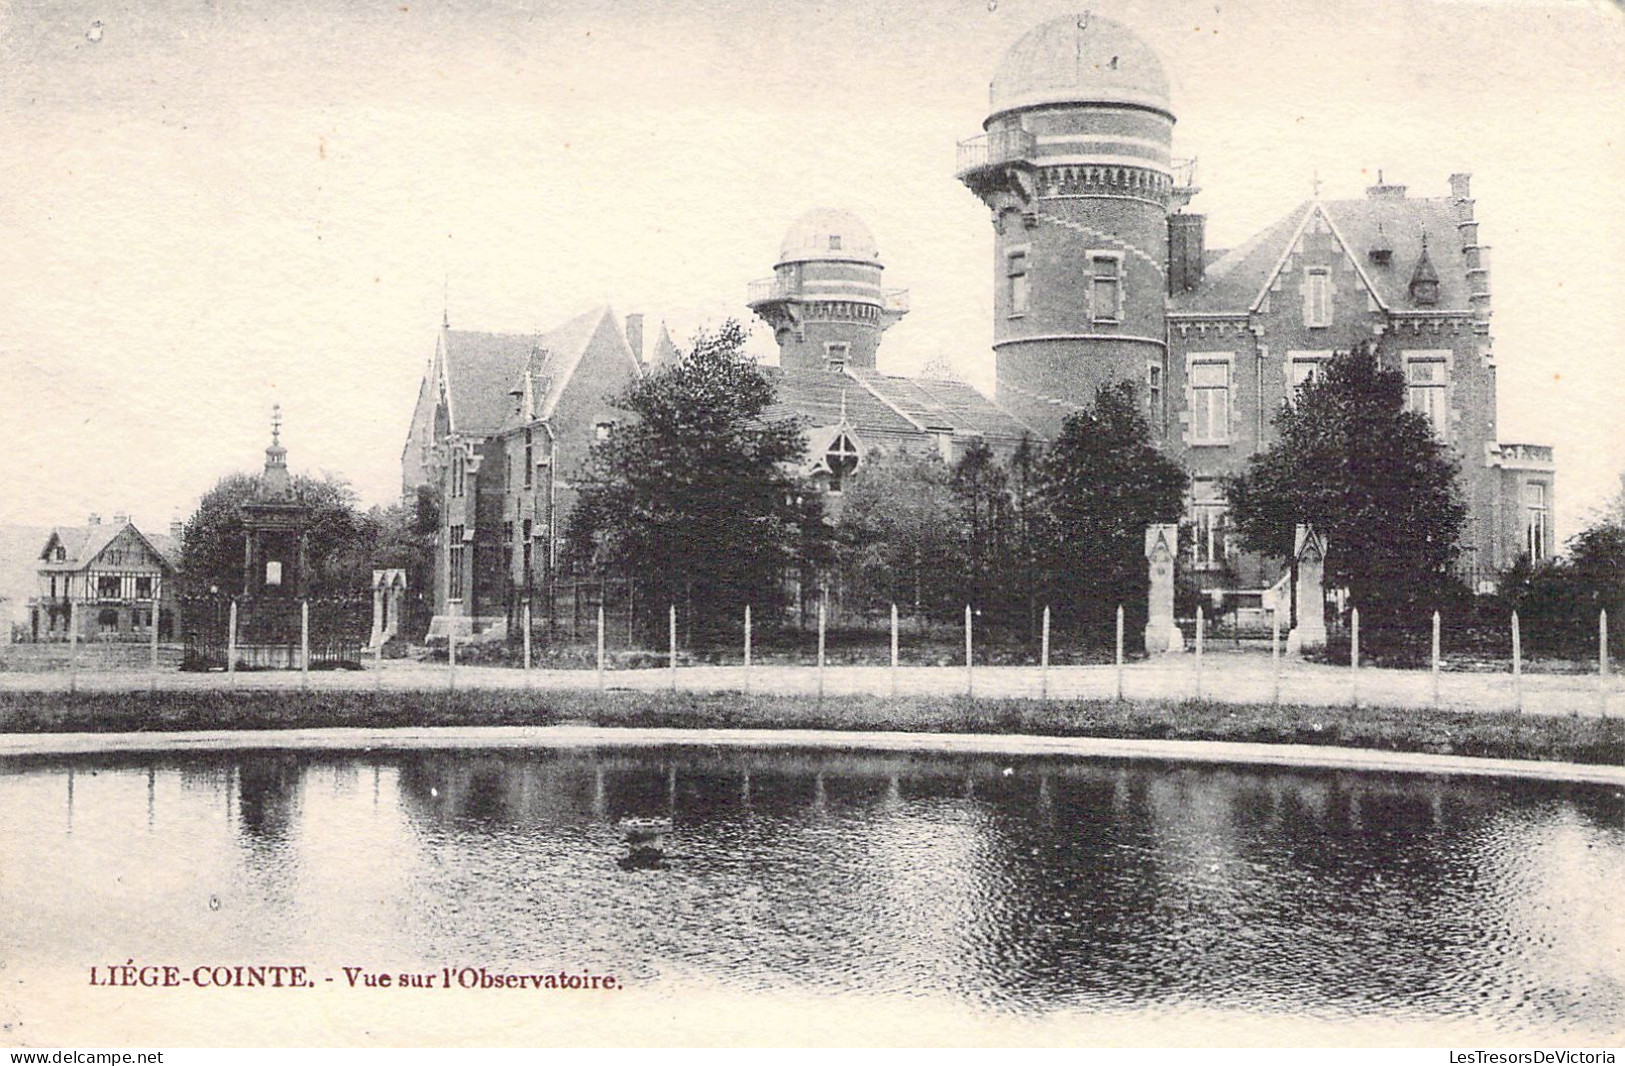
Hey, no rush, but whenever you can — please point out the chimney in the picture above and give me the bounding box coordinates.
[625,314,645,364]
[1167,213,1207,293]
[170,519,184,541]
[1366,170,1407,200]
[87,513,101,526]
[113,511,129,525]
[1449,172,1471,202]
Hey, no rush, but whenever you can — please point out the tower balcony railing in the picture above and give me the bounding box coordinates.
[954,128,1037,179]
[747,276,794,306]
[882,288,910,313]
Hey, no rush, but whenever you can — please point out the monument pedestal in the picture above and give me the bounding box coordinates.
[1143,524,1185,655]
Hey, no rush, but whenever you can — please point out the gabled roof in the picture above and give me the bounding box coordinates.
[1172,194,1472,316]
[38,522,178,573]
[761,367,921,436]
[438,306,638,438]
[848,367,1034,441]
[763,366,1035,445]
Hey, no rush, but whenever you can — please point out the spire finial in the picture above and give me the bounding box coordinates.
[1311,170,1323,199]
[271,403,282,446]
[442,272,450,329]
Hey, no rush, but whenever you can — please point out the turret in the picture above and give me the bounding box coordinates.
[957,12,1175,433]
[747,208,908,372]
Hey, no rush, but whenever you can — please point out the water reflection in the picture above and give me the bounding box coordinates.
[2,745,1621,1036]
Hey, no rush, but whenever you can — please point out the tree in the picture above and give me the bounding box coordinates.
[951,438,1010,619]
[563,320,823,647]
[1226,343,1467,636]
[180,471,372,599]
[834,448,962,621]
[1039,382,1187,638]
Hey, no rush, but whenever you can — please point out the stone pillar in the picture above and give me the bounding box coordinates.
[1143,524,1184,654]
[370,573,386,649]
[370,569,406,650]
[1287,525,1328,655]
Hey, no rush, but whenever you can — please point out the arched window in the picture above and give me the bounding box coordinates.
[826,432,861,494]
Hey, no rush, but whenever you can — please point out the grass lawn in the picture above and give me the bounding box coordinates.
[1,688,1621,767]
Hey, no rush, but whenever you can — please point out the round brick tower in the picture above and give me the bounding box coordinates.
[956,12,1175,433]
[746,208,908,372]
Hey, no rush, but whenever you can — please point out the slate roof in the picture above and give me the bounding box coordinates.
[1172,195,1472,316]
[762,367,920,436]
[763,366,1034,444]
[441,307,634,437]
[848,367,1034,441]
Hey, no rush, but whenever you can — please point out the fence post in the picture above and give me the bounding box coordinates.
[1195,605,1205,701]
[817,598,827,704]
[1042,605,1052,701]
[1511,610,1522,714]
[69,598,79,694]
[669,604,677,692]
[1601,609,1610,717]
[965,605,974,700]
[227,599,237,686]
[1431,610,1441,709]
[890,603,899,698]
[523,602,532,686]
[300,599,310,691]
[1115,604,1125,702]
[1350,606,1360,709]
[597,604,606,692]
[744,604,752,695]
[1270,603,1281,707]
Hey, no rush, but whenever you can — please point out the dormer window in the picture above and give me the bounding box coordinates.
[825,432,860,494]
[1409,235,1440,306]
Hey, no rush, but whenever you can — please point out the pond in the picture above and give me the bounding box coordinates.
[2,744,1622,1040]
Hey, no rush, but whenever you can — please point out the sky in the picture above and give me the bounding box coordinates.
[2,0,1622,541]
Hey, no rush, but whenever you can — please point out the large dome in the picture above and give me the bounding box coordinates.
[989,13,1170,117]
[777,208,880,266]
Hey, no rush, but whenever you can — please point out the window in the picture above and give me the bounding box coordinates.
[135,576,153,599]
[1089,254,1122,323]
[1189,360,1231,444]
[1007,252,1029,316]
[595,421,614,442]
[1407,357,1448,437]
[451,452,466,498]
[448,524,465,600]
[1191,481,1231,570]
[1524,482,1549,560]
[1289,351,1331,400]
[265,560,282,587]
[1147,364,1164,432]
[98,608,119,633]
[1304,269,1332,327]
[53,546,65,562]
[523,430,533,489]
[825,432,861,494]
[522,518,534,585]
[98,575,120,598]
[824,342,850,370]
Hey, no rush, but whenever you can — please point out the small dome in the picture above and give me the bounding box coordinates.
[989,13,1170,117]
[778,208,880,266]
